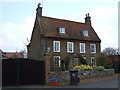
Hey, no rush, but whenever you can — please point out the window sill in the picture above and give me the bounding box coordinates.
[53,51,60,53]
[91,52,96,54]
[80,52,86,54]
[67,52,74,53]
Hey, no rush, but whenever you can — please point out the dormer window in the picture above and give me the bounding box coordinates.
[58,27,66,34]
[82,30,89,37]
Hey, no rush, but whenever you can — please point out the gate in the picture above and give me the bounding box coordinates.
[2,58,45,86]
[113,60,120,73]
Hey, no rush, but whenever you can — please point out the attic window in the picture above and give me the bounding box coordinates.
[82,30,89,37]
[58,27,65,34]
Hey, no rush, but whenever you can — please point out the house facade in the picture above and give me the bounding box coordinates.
[27,4,101,71]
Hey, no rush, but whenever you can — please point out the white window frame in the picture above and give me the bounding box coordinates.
[59,27,65,34]
[90,44,96,53]
[80,43,86,53]
[53,41,60,52]
[82,30,89,37]
[54,56,61,67]
[67,42,74,53]
[91,57,96,67]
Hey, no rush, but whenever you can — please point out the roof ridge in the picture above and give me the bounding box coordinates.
[42,16,85,24]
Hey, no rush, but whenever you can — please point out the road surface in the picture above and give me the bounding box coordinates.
[2,78,119,88]
[67,78,119,88]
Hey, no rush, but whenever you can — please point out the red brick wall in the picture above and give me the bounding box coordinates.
[44,53,50,84]
[107,55,120,66]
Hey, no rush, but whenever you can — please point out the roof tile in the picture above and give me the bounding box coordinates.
[40,16,101,42]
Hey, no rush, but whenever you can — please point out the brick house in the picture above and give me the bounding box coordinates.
[0,51,25,59]
[27,4,101,71]
[5,52,24,59]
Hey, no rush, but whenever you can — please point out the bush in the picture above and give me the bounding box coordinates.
[96,53,107,67]
[73,65,105,71]
[104,65,112,69]
[73,65,93,70]
[93,66,105,71]
[77,54,87,65]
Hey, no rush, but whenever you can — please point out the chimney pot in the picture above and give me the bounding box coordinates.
[85,13,91,26]
[88,13,89,17]
[36,3,42,17]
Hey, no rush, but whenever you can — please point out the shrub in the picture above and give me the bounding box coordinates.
[63,54,74,70]
[73,65,105,71]
[96,53,107,67]
[73,65,93,70]
[77,54,87,65]
[93,66,105,71]
[104,64,112,69]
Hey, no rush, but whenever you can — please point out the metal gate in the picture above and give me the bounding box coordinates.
[2,58,45,86]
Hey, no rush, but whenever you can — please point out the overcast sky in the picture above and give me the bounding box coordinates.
[0,0,119,52]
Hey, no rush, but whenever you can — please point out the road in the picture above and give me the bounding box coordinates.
[67,78,119,88]
[2,78,119,89]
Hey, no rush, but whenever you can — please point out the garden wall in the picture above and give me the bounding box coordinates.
[49,69,115,82]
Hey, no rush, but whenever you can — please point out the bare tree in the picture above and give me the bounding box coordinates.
[21,37,30,58]
[102,47,119,56]
[24,37,30,46]
[102,47,116,56]
[20,49,27,58]
[116,48,120,55]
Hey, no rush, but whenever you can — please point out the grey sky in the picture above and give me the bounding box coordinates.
[0,0,119,52]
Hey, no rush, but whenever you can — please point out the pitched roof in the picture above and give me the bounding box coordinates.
[39,16,101,42]
[6,52,24,58]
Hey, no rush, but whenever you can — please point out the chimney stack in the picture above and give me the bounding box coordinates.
[85,13,91,26]
[36,3,42,17]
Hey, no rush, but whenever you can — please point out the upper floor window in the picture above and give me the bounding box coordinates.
[58,27,66,34]
[80,43,86,53]
[90,44,96,53]
[67,42,74,53]
[82,30,89,37]
[53,41,60,52]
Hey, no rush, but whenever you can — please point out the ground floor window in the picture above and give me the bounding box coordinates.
[54,56,61,67]
[91,57,96,66]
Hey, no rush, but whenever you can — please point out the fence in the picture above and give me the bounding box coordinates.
[2,58,45,86]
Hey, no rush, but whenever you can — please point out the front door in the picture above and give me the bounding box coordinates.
[91,57,96,66]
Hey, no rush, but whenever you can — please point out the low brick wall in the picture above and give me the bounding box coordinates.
[49,69,115,82]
